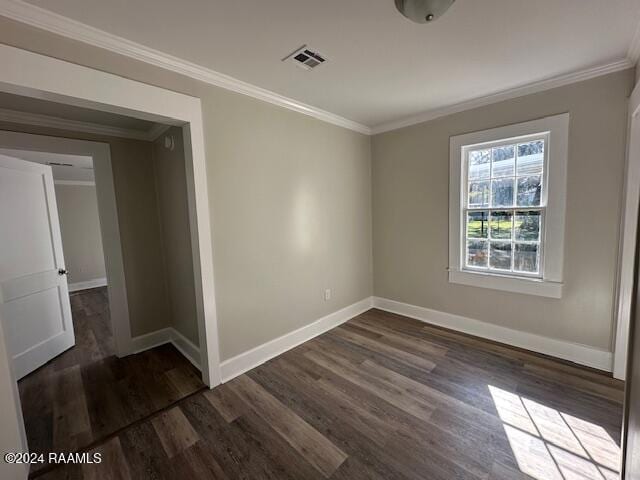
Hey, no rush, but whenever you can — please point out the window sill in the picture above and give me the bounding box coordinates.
[448,269,563,298]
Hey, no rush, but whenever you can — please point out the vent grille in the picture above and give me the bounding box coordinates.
[47,162,74,167]
[283,45,327,70]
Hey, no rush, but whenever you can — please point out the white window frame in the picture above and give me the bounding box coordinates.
[448,114,569,298]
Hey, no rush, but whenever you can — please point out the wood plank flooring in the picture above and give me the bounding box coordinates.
[36,308,623,480]
[18,287,205,475]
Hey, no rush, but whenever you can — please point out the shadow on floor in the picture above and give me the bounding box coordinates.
[34,308,623,480]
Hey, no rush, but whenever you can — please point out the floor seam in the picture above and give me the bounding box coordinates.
[28,385,208,479]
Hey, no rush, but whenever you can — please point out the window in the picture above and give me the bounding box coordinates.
[449,114,569,298]
[464,138,545,276]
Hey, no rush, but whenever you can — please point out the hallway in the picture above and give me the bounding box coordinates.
[18,288,205,476]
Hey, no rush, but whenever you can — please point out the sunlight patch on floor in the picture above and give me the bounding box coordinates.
[488,385,619,480]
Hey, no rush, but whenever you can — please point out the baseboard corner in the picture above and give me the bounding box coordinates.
[169,327,201,371]
[219,296,373,382]
[129,326,202,371]
[68,277,107,292]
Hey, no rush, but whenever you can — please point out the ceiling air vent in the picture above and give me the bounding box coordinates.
[47,162,74,167]
[283,45,327,71]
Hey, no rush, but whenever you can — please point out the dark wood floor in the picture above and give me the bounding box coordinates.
[36,307,623,480]
[19,287,205,476]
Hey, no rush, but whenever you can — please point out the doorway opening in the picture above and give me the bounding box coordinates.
[0,120,207,475]
[0,44,222,477]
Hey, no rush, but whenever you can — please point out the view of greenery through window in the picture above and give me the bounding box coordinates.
[464,139,544,275]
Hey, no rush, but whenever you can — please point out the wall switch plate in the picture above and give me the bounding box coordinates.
[324,289,331,301]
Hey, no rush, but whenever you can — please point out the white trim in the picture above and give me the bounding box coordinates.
[180,121,219,384]
[373,297,613,372]
[0,0,370,135]
[632,82,640,120]
[0,44,221,387]
[68,277,107,292]
[130,327,201,370]
[0,107,163,141]
[54,180,95,186]
[220,297,373,383]
[171,328,201,370]
[130,327,172,354]
[448,114,569,298]
[0,132,132,359]
[371,60,632,134]
[612,83,640,380]
[448,270,563,299]
[1,0,631,137]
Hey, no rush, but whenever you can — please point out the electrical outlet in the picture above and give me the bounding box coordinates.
[324,289,331,301]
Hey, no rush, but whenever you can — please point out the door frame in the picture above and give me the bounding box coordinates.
[0,43,222,389]
[0,132,130,358]
[613,81,640,380]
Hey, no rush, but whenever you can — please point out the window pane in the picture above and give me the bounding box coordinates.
[492,145,515,177]
[468,181,490,207]
[517,140,544,176]
[467,240,488,268]
[468,149,490,180]
[514,243,539,273]
[491,178,514,207]
[490,211,513,239]
[515,211,541,241]
[467,211,488,238]
[517,175,542,207]
[490,241,512,270]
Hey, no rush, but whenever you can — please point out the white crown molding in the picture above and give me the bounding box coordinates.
[0,107,162,141]
[0,0,371,135]
[54,180,95,186]
[0,0,635,137]
[371,59,634,134]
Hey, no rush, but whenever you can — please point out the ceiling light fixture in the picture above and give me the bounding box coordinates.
[394,0,455,23]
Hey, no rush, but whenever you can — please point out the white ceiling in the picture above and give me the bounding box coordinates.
[0,148,94,181]
[18,0,640,127]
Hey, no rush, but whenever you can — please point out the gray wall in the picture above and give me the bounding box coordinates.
[372,69,633,351]
[206,93,372,359]
[109,137,172,337]
[54,184,106,285]
[152,127,199,346]
[3,15,626,360]
[0,17,373,361]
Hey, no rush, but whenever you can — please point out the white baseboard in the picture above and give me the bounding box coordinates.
[219,297,374,382]
[129,295,611,382]
[130,327,201,370]
[373,297,613,372]
[130,328,172,354]
[68,277,107,292]
[171,328,201,370]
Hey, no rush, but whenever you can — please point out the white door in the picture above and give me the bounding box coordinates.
[0,153,75,379]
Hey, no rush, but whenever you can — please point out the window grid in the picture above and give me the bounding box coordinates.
[462,136,546,278]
